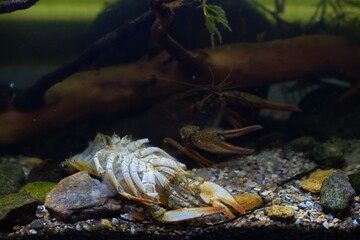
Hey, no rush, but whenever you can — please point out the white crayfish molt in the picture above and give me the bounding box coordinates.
[65,133,245,222]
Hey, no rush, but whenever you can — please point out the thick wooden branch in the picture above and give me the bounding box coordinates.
[13,11,156,112]
[0,0,38,14]
[1,35,359,145]
[12,0,193,112]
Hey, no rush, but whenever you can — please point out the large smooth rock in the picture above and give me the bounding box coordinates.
[45,171,119,222]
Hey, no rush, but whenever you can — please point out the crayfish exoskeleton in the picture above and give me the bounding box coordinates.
[65,133,245,222]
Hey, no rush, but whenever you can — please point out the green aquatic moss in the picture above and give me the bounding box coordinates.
[310,142,345,168]
[0,164,25,197]
[0,192,37,221]
[19,181,57,203]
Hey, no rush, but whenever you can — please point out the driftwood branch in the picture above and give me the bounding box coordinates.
[12,0,195,112]
[150,0,206,76]
[13,11,155,112]
[1,35,359,145]
[0,0,38,14]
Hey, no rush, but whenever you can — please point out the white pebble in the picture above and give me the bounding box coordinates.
[112,218,119,224]
[261,190,272,196]
[29,229,37,235]
[323,221,329,229]
[130,225,136,235]
[295,218,303,225]
[244,180,257,188]
[305,201,314,208]
[75,224,82,231]
[235,170,246,177]
[290,205,299,211]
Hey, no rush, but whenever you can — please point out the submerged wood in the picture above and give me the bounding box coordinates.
[0,35,359,145]
[0,0,39,14]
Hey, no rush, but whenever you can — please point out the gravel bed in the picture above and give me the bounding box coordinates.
[3,138,360,239]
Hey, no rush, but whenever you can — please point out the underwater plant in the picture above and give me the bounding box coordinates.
[168,0,232,47]
[197,0,232,47]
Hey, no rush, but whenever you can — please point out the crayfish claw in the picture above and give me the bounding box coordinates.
[207,140,255,155]
[179,125,261,155]
[221,125,262,139]
[200,181,246,217]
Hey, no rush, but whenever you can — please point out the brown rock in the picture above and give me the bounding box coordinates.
[299,169,333,193]
[45,171,119,222]
[265,205,295,220]
[234,193,263,211]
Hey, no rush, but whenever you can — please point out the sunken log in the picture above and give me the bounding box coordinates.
[0,35,359,145]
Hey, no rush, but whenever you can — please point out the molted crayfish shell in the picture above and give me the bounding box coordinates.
[65,133,245,222]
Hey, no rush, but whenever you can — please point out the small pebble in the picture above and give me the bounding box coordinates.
[100,219,113,229]
[30,219,45,230]
[265,205,295,220]
[28,229,37,235]
[323,221,329,229]
[75,224,82,231]
[234,193,263,211]
[295,218,303,225]
[130,225,136,235]
[244,180,257,188]
[261,190,272,196]
[272,198,281,205]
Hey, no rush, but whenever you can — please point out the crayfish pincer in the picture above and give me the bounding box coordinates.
[164,124,263,167]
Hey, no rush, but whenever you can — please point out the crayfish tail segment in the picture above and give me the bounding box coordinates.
[222,125,262,139]
[63,159,100,176]
[200,181,246,216]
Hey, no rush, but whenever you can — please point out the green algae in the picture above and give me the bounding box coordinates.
[20,181,57,203]
[0,164,25,197]
[0,192,37,223]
